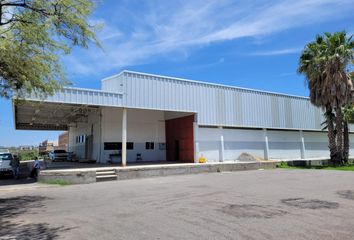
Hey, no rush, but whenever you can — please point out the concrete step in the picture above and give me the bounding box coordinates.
[96,169,117,182]
[96,168,115,172]
[96,170,116,176]
[96,174,118,182]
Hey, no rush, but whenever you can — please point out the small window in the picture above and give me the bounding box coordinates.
[127,142,134,150]
[104,142,122,150]
[145,142,154,150]
[104,142,133,150]
[159,143,166,150]
[54,150,67,153]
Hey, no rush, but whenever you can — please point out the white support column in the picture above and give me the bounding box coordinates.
[219,126,224,162]
[98,108,103,163]
[193,122,199,163]
[263,128,269,160]
[300,130,306,159]
[121,108,127,167]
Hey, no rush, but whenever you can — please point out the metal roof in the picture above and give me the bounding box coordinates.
[14,70,326,131]
[101,70,324,130]
[102,70,310,100]
[13,87,123,130]
[23,87,123,107]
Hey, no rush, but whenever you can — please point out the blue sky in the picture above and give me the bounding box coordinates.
[1,0,354,147]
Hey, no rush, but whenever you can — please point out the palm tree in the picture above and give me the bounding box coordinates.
[343,105,353,163]
[298,31,354,165]
[343,71,354,163]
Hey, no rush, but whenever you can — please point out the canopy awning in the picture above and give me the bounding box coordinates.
[13,87,123,131]
[14,101,100,130]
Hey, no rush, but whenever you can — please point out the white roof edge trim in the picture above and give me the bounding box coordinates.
[64,87,123,95]
[118,70,310,100]
[101,72,124,82]
[197,123,328,132]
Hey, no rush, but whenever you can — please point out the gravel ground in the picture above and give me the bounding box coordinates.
[1,169,354,240]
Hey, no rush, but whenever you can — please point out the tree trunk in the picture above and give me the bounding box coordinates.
[335,107,344,165]
[326,108,337,165]
[343,120,349,164]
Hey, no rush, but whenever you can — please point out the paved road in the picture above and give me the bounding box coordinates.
[1,169,354,240]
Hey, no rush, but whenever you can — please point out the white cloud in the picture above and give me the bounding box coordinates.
[66,0,354,75]
[94,19,123,41]
[64,56,97,75]
[250,48,302,56]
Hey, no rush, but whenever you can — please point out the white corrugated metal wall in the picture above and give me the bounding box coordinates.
[197,126,354,161]
[102,71,325,130]
[100,71,354,161]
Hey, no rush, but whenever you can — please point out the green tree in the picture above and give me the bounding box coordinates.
[0,0,99,98]
[298,32,354,165]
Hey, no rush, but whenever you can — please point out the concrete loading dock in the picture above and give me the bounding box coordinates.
[38,161,279,184]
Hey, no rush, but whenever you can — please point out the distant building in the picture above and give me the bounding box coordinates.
[19,145,35,151]
[58,132,69,151]
[39,140,58,155]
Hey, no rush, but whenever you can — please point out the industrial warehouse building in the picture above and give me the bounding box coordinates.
[13,71,354,165]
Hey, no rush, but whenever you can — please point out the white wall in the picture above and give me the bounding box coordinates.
[101,107,166,163]
[303,132,329,158]
[267,130,302,159]
[349,134,354,157]
[223,128,266,161]
[67,106,354,163]
[197,127,266,162]
[197,127,220,162]
[68,111,100,160]
[196,126,351,162]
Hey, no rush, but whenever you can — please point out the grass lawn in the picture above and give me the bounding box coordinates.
[277,162,354,171]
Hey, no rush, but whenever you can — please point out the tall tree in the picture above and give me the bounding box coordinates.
[343,71,354,163]
[0,0,99,98]
[298,32,354,165]
[343,105,353,163]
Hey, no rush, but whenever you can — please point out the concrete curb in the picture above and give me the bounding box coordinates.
[38,170,96,184]
[38,161,279,184]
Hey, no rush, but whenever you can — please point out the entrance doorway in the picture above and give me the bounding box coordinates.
[85,135,93,160]
[165,115,194,163]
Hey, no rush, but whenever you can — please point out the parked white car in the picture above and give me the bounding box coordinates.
[48,150,70,161]
[0,152,13,175]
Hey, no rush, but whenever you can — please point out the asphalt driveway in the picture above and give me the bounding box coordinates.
[1,169,354,240]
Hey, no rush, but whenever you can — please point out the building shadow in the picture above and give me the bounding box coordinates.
[0,175,37,186]
[0,196,73,239]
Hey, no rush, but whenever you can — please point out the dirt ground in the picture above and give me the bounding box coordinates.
[1,169,354,240]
